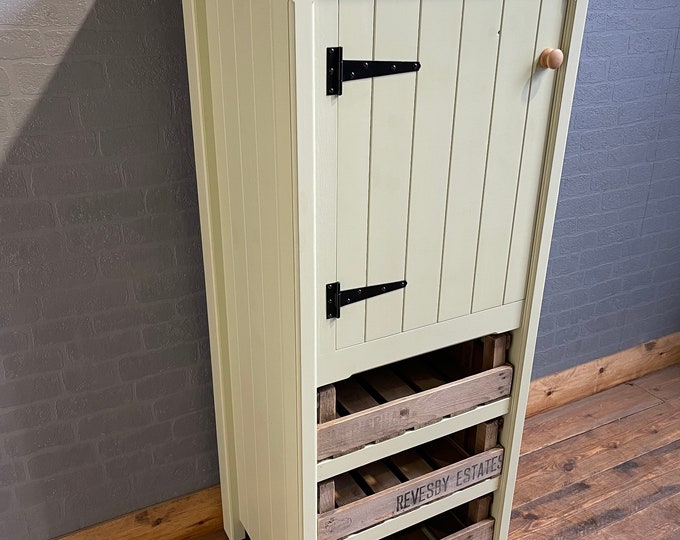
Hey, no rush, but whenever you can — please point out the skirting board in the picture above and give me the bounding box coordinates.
[59,332,680,540]
[526,331,680,417]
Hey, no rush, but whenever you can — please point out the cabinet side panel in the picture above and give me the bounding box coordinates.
[197,0,302,538]
[182,2,243,538]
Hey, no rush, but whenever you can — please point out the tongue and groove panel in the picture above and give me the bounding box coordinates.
[332,0,562,350]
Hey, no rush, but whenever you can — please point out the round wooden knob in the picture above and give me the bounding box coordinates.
[539,48,564,69]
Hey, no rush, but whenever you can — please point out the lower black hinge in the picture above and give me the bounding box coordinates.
[326,280,407,319]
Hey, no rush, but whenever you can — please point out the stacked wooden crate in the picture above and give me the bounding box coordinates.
[317,335,511,539]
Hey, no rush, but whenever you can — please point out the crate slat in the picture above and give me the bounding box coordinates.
[336,379,380,414]
[334,473,366,507]
[466,494,492,526]
[389,449,434,481]
[360,367,415,402]
[397,359,449,391]
[318,384,337,423]
[318,366,512,460]
[481,334,507,370]
[357,461,402,493]
[318,481,336,513]
[440,519,494,540]
[317,447,503,540]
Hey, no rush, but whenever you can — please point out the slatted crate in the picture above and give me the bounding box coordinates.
[317,334,511,461]
[387,502,494,540]
[317,422,502,540]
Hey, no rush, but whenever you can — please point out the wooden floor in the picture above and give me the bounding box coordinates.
[199,364,680,540]
[510,363,680,539]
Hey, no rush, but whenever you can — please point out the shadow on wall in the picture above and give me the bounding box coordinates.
[0,2,219,539]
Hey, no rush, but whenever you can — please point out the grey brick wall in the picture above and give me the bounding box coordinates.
[534,0,680,377]
[0,2,218,538]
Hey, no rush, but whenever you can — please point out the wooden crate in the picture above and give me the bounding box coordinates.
[317,422,502,540]
[317,334,511,461]
[389,506,494,540]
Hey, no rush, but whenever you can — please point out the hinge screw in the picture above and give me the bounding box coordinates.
[363,62,369,69]
[350,71,355,79]
[391,64,397,72]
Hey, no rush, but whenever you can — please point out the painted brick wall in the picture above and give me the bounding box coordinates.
[0,2,218,538]
[534,0,680,377]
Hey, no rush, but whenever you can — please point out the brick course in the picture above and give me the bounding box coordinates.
[0,1,217,538]
[534,0,680,376]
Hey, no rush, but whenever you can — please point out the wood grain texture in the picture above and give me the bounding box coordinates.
[318,384,337,423]
[441,519,494,540]
[595,492,680,540]
[514,397,680,507]
[511,365,680,540]
[521,382,662,454]
[481,334,507,371]
[318,480,336,514]
[58,486,223,540]
[318,448,504,540]
[526,332,680,417]
[334,473,367,507]
[318,365,512,460]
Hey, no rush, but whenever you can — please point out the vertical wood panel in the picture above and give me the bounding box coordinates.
[250,0,284,536]
[402,0,463,331]
[187,1,244,536]
[472,0,542,313]
[233,0,270,536]
[272,1,302,536]
[316,0,339,359]
[438,0,503,322]
[336,0,375,349]
[504,0,566,304]
[365,0,420,341]
[209,1,255,533]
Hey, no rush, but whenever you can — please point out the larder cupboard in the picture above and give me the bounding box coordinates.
[182,1,588,538]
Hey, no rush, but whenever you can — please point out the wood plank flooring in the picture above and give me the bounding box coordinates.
[510,364,680,539]
[198,365,680,540]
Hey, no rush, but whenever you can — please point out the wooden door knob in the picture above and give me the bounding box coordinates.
[538,48,564,69]
[539,48,564,69]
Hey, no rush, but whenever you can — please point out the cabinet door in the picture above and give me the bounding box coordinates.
[314,0,567,385]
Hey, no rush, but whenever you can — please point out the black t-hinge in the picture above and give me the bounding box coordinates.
[327,47,421,96]
[326,280,407,319]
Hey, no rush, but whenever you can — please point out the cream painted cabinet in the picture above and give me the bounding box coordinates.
[182,1,588,539]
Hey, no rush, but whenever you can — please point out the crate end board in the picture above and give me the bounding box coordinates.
[317,366,512,460]
[317,447,503,540]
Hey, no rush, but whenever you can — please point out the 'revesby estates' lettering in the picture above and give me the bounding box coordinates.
[393,453,503,513]
[395,476,450,511]
[455,454,502,487]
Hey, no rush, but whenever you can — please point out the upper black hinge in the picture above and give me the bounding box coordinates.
[326,280,407,319]
[327,47,421,96]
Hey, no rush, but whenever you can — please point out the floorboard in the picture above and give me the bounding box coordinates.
[196,365,680,540]
[510,363,680,539]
